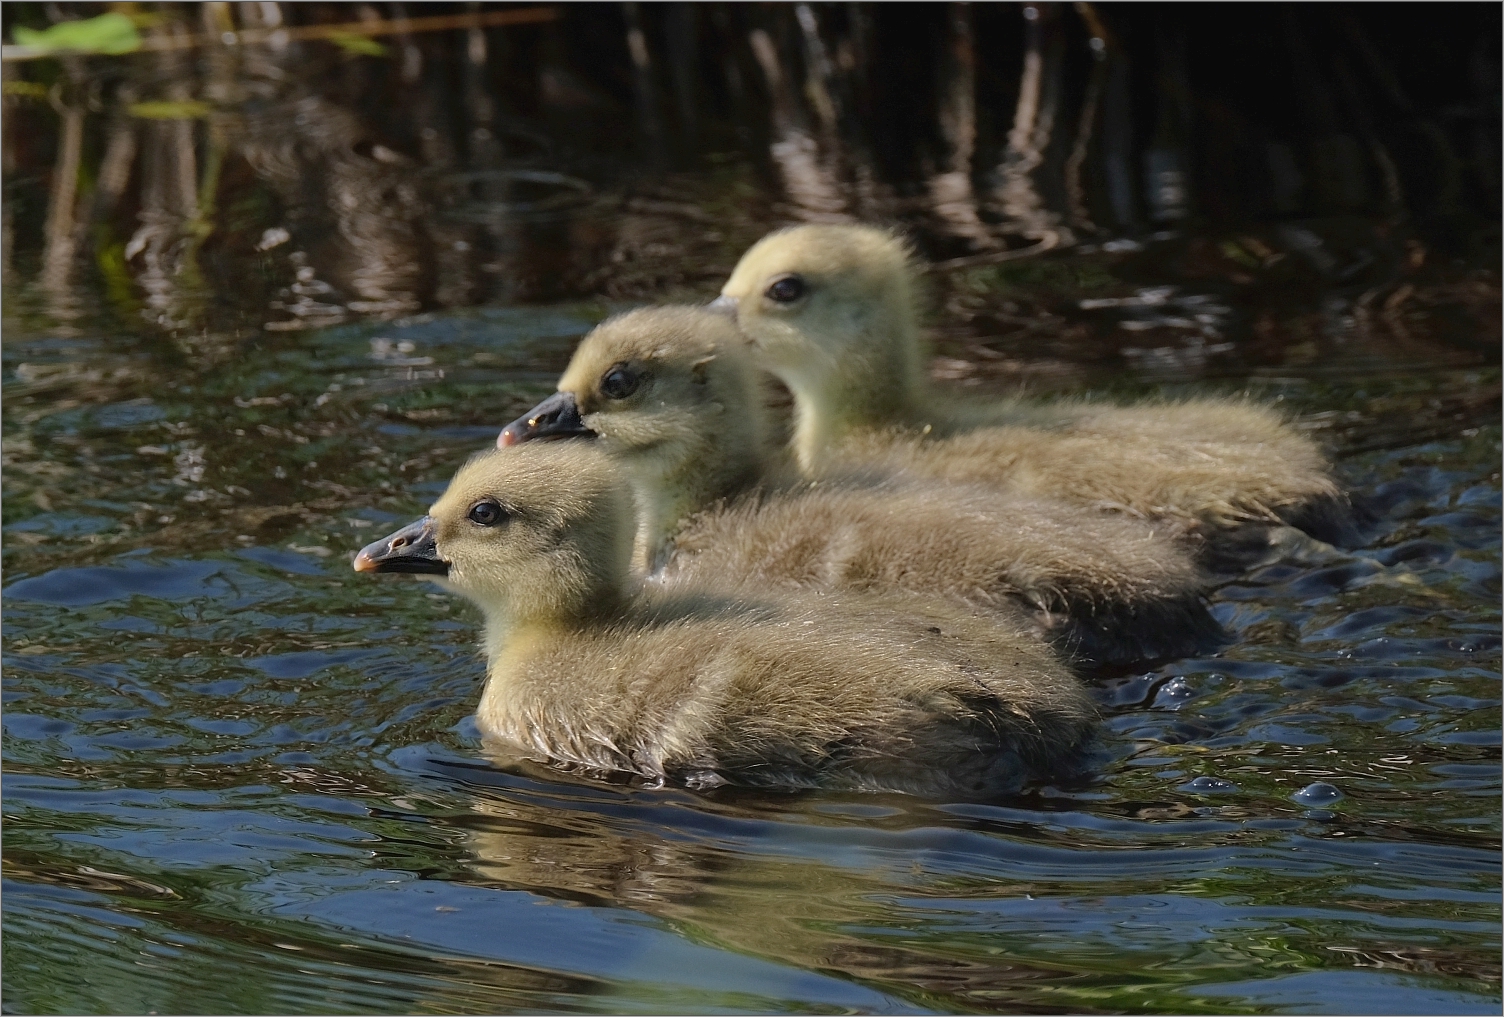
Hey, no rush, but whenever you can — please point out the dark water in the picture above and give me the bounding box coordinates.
[3,4,1501,1013]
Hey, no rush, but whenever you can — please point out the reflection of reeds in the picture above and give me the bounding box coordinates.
[929,3,994,249]
[127,19,202,330]
[622,2,664,163]
[748,26,848,222]
[1063,4,1111,236]
[39,64,84,300]
[1,59,13,283]
[8,3,569,337]
[3,3,1492,334]
[992,4,1069,251]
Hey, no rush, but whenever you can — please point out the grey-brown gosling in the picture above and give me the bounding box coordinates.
[354,442,1096,794]
[714,224,1357,552]
[499,306,1224,667]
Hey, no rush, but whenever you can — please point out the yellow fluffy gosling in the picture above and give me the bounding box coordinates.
[499,306,1224,667]
[354,443,1096,794]
[501,306,777,574]
[715,224,1356,550]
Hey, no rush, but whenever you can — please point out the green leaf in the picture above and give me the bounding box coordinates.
[128,100,214,120]
[11,12,140,56]
[327,32,387,57]
[2,81,50,99]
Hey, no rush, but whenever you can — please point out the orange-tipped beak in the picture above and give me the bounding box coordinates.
[497,390,594,449]
[353,516,449,575]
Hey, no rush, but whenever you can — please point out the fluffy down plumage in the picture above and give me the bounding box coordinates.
[358,443,1097,795]
[513,306,1223,667]
[718,223,1358,553]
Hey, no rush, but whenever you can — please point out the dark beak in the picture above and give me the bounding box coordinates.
[497,390,595,448]
[353,516,449,575]
[706,294,739,318]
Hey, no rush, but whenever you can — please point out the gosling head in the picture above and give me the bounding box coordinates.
[498,307,770,568]
[355,443,635,628]
[716,225,928,463]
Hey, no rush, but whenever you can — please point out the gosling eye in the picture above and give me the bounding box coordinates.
[467,500,506,527]
[765,274,806,303]
[599,362,641,400]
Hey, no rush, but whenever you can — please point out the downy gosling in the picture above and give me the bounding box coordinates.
[715,224,1357,554]
[354,442,1096,795]
[499,306,1223,667]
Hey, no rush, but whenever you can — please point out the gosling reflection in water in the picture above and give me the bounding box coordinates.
[355,442,1094,796]
[453,774,1077,1003]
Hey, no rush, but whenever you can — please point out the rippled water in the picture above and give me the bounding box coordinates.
[6,3,1499,1009]
[4,256,1500,1013]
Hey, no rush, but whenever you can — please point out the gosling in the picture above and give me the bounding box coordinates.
[715,224,1358,554]
[499,306,1224,667]
[354,442,1096,795]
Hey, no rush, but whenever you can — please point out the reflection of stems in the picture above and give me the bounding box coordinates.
[929,3,994,248]
[127,18,203,325]
[793,4,838,137]
[710,6,744,105]
[77,87,138,298]
[180,115,226,274]
[709,5,753,150]
[1064,5,1109,233]
[40,68,85,294]
[939,2,976,176]
[1073,1,1111,44]
[1101,52,1136,230]
[1340,15,1461,215]
[1064,59,1103,233]
[749,25,848,219]
[2,57,14,283]
[749,29,791,135]
[622,2,663,160]
[392,4,424,84]
[168,4,234,299]
[993,4,1065,247]
[463,1,500,165]
[847,3,873,115]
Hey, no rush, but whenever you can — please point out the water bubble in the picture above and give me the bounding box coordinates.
[1180,776,1238,794]
[1292,781,1343,806]
[1154,677,1195,709]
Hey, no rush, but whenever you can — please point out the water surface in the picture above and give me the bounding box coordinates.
[4,267,1499,1013]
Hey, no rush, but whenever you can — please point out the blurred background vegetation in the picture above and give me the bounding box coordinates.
[2,2,1498,348]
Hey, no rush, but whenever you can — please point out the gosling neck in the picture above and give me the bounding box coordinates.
[784,320,928,474]
[474,574,633,665]
[624,434,766,573]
